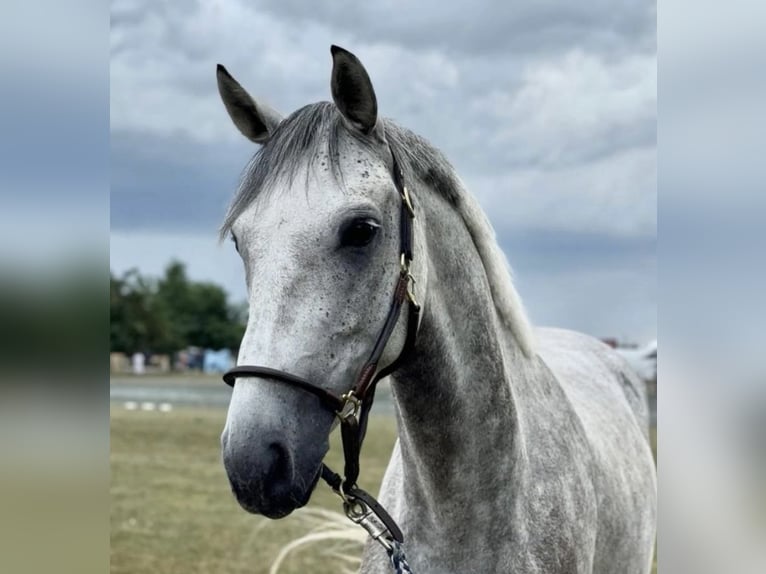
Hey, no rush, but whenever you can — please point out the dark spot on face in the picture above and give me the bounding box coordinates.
[362,170,369,178]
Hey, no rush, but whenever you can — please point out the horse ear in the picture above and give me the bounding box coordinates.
[216,64,283,144]
[330,45,379,135]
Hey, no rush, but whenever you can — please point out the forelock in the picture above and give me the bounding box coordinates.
[219,102,461,240]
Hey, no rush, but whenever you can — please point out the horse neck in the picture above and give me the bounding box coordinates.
[389,191,534,545]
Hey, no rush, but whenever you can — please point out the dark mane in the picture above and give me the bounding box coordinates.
[220,101,460,238]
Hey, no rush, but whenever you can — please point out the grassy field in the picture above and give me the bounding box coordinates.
[111,407,397,574]
[111,407,657,573]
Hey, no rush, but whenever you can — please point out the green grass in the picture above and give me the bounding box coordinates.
[111,407,657,573]
[111,407,397,573]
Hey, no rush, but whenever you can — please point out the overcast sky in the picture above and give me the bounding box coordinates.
[110,0,656,343]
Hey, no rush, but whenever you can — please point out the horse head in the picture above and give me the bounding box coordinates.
[217,46,423,518]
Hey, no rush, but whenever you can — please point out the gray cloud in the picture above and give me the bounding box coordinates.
[256,0,656,58]
[111,129,251,232]
[110,0,656,340]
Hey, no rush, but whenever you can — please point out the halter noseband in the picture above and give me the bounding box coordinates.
[222,147,421,551]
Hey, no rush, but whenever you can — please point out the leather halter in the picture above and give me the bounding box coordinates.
[222,147,421,549]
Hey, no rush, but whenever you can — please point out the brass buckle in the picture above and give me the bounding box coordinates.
[400,253,410,274]
[336,391,361,422]
[406,276,419,308]
[400,265,419,308]
[401,185,415,218]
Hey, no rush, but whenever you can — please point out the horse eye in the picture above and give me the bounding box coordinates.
[340,219,380,248]
[231,234,239,252]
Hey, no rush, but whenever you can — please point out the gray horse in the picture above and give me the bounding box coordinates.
[217,46,656,573]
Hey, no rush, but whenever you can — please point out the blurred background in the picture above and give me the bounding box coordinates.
[2,0,765,573]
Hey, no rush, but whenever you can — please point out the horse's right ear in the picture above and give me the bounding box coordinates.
[216,64,283,144]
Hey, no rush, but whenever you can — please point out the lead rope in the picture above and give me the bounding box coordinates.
[389,540,414,574]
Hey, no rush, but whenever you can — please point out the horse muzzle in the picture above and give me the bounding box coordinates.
[221,428,322,518]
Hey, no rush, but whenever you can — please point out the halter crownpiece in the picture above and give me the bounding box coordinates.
[222,144,421,555]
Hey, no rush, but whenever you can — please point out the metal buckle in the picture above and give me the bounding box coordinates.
[336,391,361,422]
[401,185,415,218]
[400,253,411,275]
[399,263,419,308]
[406,275,419,308]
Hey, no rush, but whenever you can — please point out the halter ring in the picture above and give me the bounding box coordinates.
[336,391,361,422]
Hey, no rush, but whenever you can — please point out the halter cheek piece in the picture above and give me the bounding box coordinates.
[223,146,421,552]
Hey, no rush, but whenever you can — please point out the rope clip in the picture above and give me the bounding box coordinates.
[344,497,394,552]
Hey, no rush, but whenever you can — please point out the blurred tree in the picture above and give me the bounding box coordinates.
[110,268,175,354]
[154,261,193,353]
[110,261,246,356]
[110,269,148,354]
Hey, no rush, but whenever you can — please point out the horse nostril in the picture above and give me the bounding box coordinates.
[265,440,292,484]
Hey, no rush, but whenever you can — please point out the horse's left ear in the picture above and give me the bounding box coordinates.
[330,45,379,135]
